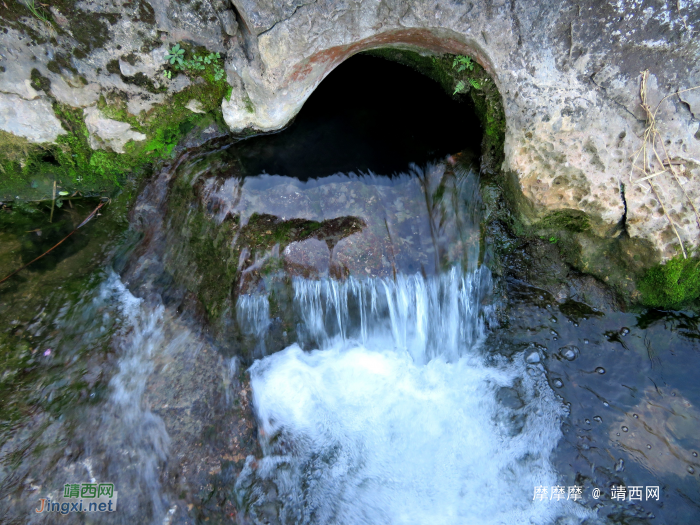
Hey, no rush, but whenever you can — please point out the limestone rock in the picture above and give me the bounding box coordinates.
[49,77,101,108]
[231,0,309,35]
[83,106,146,154]
[0,94,66,143]
[185,99,205,114]
[220,0,700,259]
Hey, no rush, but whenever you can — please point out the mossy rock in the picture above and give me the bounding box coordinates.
[1,52,232,201]
[638,256,700,309]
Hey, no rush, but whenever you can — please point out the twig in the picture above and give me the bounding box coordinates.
[0,201,106,285]
[629,70,700,258]
[49,180,56,223]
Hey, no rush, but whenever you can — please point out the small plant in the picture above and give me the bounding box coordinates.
[451,55,481,94]
[453,55,474,72]
[24,0,55,35]
[163,44,226,82]
[165,44,185,67]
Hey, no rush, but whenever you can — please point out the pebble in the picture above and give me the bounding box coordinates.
[560,346,579,361]
[622,426,628,432]
[526,352,540,364]
[595,367,605,374]
[593,416,602,423]
[553,379,564,388]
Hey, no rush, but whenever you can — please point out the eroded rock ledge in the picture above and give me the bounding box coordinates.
[1,0,698,267]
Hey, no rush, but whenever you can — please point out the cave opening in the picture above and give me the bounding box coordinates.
[233,53,483,180]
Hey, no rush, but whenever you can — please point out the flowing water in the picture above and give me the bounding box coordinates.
[234,270,591,524]
[1,54,699,525]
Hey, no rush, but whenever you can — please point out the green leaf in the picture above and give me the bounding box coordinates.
[453,81,465,95]
[58,191,69,196]
[55,199,63,208]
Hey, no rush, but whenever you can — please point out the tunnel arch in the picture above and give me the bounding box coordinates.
[225,29,502,129]
[224,29,506,174]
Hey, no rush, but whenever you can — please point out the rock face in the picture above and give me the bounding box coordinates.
[83,106,147,153]
[220,0,700,260]
[0,93,66,143]
[0,0,698,259]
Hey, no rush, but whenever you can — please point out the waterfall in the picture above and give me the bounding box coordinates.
[235,268,593,524]
[292,267,491,364]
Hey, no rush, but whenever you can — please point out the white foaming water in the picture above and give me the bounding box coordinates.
[238,269,592,524]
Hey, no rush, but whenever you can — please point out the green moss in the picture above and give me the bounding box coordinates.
[47,54,78,76]
[2,48,233,200]
[638,256,700,309]
[106,59,121,75]
[136,0,156,24]
[30,68,51,93]
[536,209,591,233]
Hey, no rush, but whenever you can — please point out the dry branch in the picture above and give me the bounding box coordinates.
[630,70,700,259]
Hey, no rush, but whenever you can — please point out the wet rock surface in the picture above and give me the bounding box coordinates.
[494,278,700,524]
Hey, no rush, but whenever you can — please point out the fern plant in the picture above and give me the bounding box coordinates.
[451,55,481,94]
[452,55,474,73]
